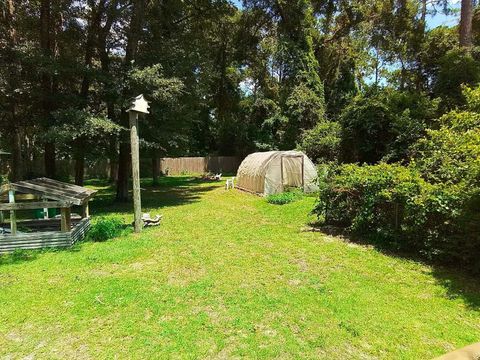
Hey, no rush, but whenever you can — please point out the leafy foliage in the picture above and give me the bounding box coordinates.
[87,216,126,242]
[315,86,480,273]
[298,121,341,163]
[266,188,304,205]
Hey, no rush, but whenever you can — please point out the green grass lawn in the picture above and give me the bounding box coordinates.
[1,177,479,359]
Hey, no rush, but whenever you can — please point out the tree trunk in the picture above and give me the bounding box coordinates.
[5,0,23,181]
[152,154,159,185]
[73,0,107,185]
[116,0,145,202]
[74,138,85,185]
[98,0,119,184]
[40,0,56,178]
[420,0,427,29]
[11,129,22,182]
[460,0,473,47]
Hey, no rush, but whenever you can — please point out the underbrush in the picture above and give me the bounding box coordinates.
[314,163,479,273]
[267,188,303,205]
[87,216,127,242]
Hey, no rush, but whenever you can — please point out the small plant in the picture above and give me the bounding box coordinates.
[267,188,303,205]
[87,216,125,242]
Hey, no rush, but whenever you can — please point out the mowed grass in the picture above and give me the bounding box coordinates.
[0,177,479,359]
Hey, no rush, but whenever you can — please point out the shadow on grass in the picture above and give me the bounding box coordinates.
[88,176,222,216]
[0,245,83,266]
[317,225,480,310]
[0,176,221,266]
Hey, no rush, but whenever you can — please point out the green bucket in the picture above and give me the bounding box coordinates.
[34,208,58,219]
[34,209,44,219]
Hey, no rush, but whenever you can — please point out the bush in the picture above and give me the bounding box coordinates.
[267,188,303,205]
[298,121,341,163]
[87,216,125,242]
[315,162,479,272]
[315,85,480,273]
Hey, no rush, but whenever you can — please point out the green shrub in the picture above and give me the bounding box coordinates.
[267,189,303,205]
[298,121,341,163]
[87,216,125,242]
[315,163,479,272]
[315,85,480,273]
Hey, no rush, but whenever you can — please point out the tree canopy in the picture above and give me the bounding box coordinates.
[0,0,478,200]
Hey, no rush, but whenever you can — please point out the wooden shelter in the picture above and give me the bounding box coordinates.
[0,178,97,253]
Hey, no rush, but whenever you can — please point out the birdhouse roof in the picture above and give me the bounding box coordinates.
[127,94,150,114]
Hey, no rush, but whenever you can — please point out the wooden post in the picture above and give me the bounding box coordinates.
[8,190,16,235]
[280,156,284,192]
[61,207,71,232]
[129,111,142,233]
[81,201,90,218]
[42,196,48,219]
[301,155,305,190]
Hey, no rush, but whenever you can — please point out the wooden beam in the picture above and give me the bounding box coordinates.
[60,207,71,232]
[81,202,89,218]
[0,201,71,211]
[9,190,16,235]
[0,193,37,202]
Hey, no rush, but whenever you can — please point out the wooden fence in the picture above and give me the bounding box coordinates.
[157,156,241,175]
[0,156,241,180]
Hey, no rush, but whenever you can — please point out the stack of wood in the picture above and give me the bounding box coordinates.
[141,213,162,227]
[200,173,222,181]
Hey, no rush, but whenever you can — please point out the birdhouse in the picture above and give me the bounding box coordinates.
[127,94,150,114]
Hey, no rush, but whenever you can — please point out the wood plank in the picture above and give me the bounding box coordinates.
[28,179,91,199]
[61,207,71,232]
[81,202,89,218]
[0,194,38,202]
[0,183,11,195]
[9,190,16,235]
[0,232,71,241]
[11,178,96,202]
[10,183,83,205]
[38,177,96,194]
[0,218,91,253]
[0,201,71,211]
[0,241,71,253]
[0,238,71,246]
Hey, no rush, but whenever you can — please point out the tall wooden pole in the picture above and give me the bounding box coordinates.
[129,111,142,233]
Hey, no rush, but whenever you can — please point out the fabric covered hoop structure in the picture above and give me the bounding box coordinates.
[236,151,318,196]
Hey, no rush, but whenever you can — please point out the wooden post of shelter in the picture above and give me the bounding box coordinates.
[8,190,16,235]
[127,94,150,233]
[61,207,71,232]
[301,155,305,190]
[280,156,284,192]
[81,201,89,218]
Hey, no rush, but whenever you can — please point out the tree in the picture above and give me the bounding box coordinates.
[116,0,146,201]
[298,121,341,163]
[39,0,59,178]
[460,0,474,47]
[1,0,22,180]
[73,0,110,185]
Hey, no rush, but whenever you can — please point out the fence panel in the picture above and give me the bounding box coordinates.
[0,156,241,180]
[159,156,240,175]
